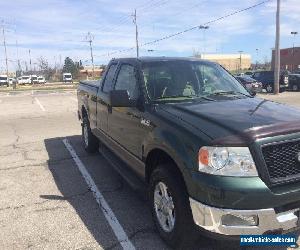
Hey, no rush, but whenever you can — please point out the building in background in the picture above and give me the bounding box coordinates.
[195,54,252,72]
[79,65,105,80]
[271,47,300,72]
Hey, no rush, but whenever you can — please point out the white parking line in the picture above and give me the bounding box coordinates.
[62,139,135,250]
[34,97,46,111]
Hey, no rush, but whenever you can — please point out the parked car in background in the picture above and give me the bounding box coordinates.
[235,76,262,93]
[252,70,289,93]
[17,77,22,84]
[288,74,300,91]
[244,71,254,77]
[20,75,31,85]
[8,78,16,85]
[63,73,73,83]
[31,75,38,84]
[0,75,8,87]
[37,76,46,84]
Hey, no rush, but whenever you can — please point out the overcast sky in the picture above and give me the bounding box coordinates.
[0,0,300,71]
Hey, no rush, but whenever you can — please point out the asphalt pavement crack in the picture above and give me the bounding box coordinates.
[0,162,48,171]
[0,204,25,211]
[34,205,68,213]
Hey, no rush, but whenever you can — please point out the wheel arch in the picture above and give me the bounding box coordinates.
[145,148,186,187]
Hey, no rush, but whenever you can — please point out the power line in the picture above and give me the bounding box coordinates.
[142,0,270,47]
[94,0,270,58]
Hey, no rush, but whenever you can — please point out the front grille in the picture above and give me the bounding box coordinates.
[262,139,300,184]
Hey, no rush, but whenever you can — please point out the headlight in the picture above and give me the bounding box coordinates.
[198,147,258,176]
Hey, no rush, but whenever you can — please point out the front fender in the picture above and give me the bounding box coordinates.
[143,128,198,184]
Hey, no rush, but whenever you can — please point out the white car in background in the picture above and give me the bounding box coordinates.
[0,75,9,87]
[20,75,31,85]
[8,78,16,85]
[31,75,38,84]
[37,76,46,84]
[63,73,73,83]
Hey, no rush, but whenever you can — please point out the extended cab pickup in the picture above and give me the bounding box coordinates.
[77,57,300,248]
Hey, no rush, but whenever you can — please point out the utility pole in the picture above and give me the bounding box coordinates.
[238,51,243,73]
[199,25,209,56]
[29,49,32,73]
[291,31,298,72]
[133,9,139,58]
[274,0,280,95]
[86,32,95,79]
[1,22,9,87]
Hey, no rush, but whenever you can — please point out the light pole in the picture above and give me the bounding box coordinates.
[291,31,298,72]
[238,51,243,73]
[274,0,280,95]
[256,48,259,70]
[199,25,209,57]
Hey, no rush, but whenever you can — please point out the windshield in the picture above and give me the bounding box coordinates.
[0,77,7,80]
[32,77,37,80]
[22,76,30,79]
[64,74,71,78]
[141,60,249,101]
[38,77,43,80]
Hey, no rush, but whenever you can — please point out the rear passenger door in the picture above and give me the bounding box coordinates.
[96,63,118,134]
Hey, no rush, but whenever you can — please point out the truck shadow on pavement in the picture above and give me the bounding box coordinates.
[42,135,294,250]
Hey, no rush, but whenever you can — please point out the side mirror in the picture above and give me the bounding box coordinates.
[110,90,134,107]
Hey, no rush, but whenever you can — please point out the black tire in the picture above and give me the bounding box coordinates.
[82,116,98,153]
[266,84,273,93]
[149,165,197,249]
[292,84,299,91]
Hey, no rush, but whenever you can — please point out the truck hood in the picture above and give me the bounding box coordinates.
[160,97,300,145]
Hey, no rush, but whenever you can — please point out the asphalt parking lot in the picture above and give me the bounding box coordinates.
[0,90,299,250]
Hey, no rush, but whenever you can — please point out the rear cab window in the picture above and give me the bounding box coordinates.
[102,63,118,93]
[114,64,139,100]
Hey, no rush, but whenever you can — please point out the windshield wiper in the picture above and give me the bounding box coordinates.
[210,91,252,98]
[156,95,215,101]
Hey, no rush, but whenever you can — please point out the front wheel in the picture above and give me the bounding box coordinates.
[149,165,197,249]
[82,116,98,153]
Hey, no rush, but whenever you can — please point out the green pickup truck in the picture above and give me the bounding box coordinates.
[77,57,300,248]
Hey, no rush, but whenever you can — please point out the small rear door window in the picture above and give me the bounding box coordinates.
[103,64,117,93]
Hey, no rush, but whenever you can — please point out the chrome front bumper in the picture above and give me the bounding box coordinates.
[190,198,300,235]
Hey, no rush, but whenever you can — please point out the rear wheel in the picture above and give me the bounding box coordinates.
[82,116,98,153]
[149,165,197,249]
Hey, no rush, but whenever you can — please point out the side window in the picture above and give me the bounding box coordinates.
[103,64,117,93]
[115,64,138,100]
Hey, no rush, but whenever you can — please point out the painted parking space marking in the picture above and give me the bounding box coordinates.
[34,97,46,111]
[62,139,135,250]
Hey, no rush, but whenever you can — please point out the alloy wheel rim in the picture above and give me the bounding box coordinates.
[267,85,273,92]
[154,182,175,233]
